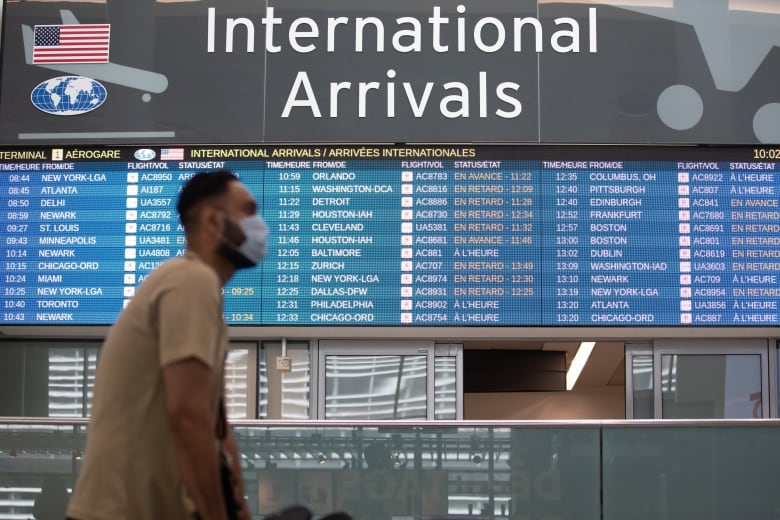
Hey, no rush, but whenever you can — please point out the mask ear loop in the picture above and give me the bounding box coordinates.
[218,210,246,249]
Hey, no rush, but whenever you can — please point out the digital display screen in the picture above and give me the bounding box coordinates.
[2,144,779,326]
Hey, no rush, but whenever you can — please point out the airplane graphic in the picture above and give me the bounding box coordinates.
[603,0,779,92]
[22,9,168,101]
[601,0,780,140]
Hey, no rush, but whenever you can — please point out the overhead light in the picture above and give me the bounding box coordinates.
[566,341,596,391]
[318,453,327,465]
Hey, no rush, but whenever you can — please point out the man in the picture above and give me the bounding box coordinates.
[67,171,267,520]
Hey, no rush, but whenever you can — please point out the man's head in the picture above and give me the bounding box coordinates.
[177,170,267,272]
[177,170,239,231]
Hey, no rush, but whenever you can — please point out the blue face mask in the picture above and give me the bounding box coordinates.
[220,214,268,268]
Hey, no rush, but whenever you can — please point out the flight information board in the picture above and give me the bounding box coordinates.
[2,144,779,326]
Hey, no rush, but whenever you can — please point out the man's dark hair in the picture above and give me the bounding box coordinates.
[177,170,238,231]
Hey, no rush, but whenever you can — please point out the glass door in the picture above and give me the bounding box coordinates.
[316,339,462,420]
[653,339,770,419]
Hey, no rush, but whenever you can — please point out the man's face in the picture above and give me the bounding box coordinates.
[223,180,258,223]
[219,181,258,247]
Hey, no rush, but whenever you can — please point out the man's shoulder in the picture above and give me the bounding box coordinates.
[152,254,218,284]
[126,256,220,310]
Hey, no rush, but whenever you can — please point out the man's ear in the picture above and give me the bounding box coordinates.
[200,204,223,235]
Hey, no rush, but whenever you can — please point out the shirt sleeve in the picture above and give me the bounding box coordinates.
[157,263,222,369]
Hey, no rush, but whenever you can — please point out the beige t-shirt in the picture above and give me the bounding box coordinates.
[67,252,228,520]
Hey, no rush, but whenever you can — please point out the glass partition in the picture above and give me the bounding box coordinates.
[603,425,780,520]
[2,419,779,519]
[234,424,600,519]
[0,423,85,520]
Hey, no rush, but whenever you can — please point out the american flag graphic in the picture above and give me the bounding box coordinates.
[33,24,110,64]
[161,148,184,161]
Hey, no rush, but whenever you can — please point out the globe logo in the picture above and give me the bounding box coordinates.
[31,76,107,116]
[134,149,156,161]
